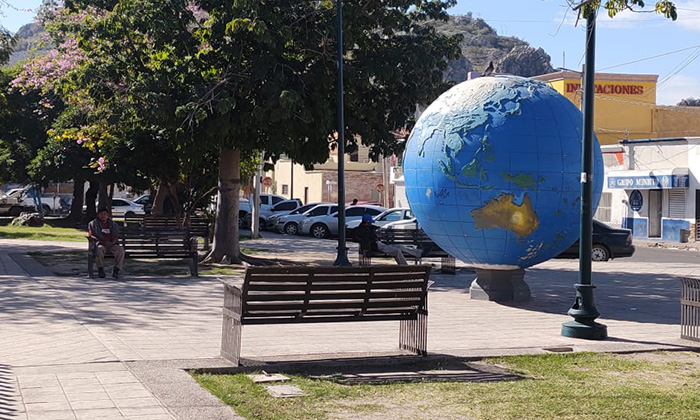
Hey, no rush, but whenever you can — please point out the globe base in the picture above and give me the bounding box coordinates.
[470,268,530,302]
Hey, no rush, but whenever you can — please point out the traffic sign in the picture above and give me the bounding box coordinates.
[376,183,385,193]
[262,177,273,187]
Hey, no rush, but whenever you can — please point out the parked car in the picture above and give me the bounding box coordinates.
[238,194,288,228]
[1,187,62,215]
[265,201,316,231]
[556,220,635,261]
[133,194,152,213]
[346,208,414,236]
[109,198,146,217]
[274,202,329,235]
[299,205,386,239]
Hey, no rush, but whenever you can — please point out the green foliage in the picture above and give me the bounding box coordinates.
[571,0,677,20]
[0,66,52,184]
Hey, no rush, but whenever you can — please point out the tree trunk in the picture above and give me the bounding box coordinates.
[151,180,168,215]
[85,180,98,221]
[98,182,109,211]
[68,178,84,222]
[167,182,182,227]
[206,148,241,264]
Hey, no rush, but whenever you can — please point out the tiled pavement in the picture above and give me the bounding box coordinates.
[0,236,698,420]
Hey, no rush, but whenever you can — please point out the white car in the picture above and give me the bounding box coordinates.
[299,205,386,239]
[346,208,414,235]
[238,194,288,228]
[280,203,338,236]
[109,198,145,217]
[268,202,324,232]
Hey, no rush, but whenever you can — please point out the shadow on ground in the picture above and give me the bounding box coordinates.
[196,353,525,385]
[0,364,21,419]
[432,267,680,325]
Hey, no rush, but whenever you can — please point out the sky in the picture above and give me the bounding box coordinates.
[2,0,700,105]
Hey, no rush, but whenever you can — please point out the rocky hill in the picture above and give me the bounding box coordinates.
[7,14,555,79]
[435,14,554,81]
[7,22,49,67]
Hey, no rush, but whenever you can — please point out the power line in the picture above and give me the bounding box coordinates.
[598,44,700,71]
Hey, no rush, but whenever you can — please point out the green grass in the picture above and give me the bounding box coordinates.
[192,351,700,420]
[0,225,87,242]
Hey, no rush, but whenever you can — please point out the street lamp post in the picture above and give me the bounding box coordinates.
[561,8,607,340]
[333,0,351,266]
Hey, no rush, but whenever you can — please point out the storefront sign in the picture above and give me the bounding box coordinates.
[608,174,689,189]
[629,190,643,212]
[566,83,644,95]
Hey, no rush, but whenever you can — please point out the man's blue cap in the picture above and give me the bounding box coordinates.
[362,214,374,224]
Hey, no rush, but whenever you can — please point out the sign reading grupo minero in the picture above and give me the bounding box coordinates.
[608,174,689,189]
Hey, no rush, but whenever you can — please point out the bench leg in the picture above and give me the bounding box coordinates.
[358,252,371,266]
[87,253,95,278]
[189,238,199,277]
[189,257,198,277]
[399,310,428,356]
[441,256,456,275]
[221,285,242,366]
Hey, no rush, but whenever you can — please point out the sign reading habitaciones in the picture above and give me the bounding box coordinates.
[566,83,644,95]
[608,174,689,189]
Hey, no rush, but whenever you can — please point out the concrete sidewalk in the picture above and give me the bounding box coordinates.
[0,235,698,420]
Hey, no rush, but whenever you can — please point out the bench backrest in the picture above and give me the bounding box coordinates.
[119,227,194,255]
[376,229,448,254]
[240,266,431,325]
[125,215,210,236]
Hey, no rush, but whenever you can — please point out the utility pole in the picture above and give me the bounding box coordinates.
[562,7,607,340]
[333,0,351,266]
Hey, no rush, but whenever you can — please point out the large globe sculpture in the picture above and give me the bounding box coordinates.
[404,75,603,272]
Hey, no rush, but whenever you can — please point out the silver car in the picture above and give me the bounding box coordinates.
[275,203,330,235]
[299,205,386,239]
[345,208,414,236]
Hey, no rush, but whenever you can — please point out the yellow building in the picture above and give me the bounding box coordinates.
[533,71,700,145]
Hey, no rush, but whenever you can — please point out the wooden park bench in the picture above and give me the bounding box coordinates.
[359,229,456,274]
[87,227,199,278]
[124,214,211,249]
[220,265,432,366]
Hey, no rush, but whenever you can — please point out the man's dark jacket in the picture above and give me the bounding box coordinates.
[354,223,379,253]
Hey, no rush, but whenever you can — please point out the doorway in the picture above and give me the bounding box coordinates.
[648,189,662,237]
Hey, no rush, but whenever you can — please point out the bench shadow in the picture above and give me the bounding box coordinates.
[194,353,525,385]
[430,267,681,325]
[0,364,22,420]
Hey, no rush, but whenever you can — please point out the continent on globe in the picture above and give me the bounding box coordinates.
[470,193,539,238]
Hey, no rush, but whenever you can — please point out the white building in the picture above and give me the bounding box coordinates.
[599,138,697,242]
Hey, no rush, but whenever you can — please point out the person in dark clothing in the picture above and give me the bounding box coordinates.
[354,214,422,265]
[88,207,124,278]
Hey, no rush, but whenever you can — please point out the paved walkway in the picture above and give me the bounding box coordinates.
[0,235,698,420]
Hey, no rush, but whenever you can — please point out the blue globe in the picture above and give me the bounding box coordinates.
[403,75,603,269]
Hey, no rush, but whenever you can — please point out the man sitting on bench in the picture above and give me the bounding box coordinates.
[88,207,125,279]
[354,214,422,265]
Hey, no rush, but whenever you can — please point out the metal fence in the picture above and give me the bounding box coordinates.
[680,277,700,342]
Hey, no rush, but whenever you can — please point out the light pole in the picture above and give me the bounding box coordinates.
[333,0,351,266]
[561,7,607,340]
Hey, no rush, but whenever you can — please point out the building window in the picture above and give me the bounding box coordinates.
[350,151,359,162]
[594,192,612,222]
[282,184,289,195]
[669,190,685,219]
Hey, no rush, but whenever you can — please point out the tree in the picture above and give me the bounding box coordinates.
[568,0,677,19]
[185,0,462,263]
[677,98,700,107]
[51,0,461,264]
